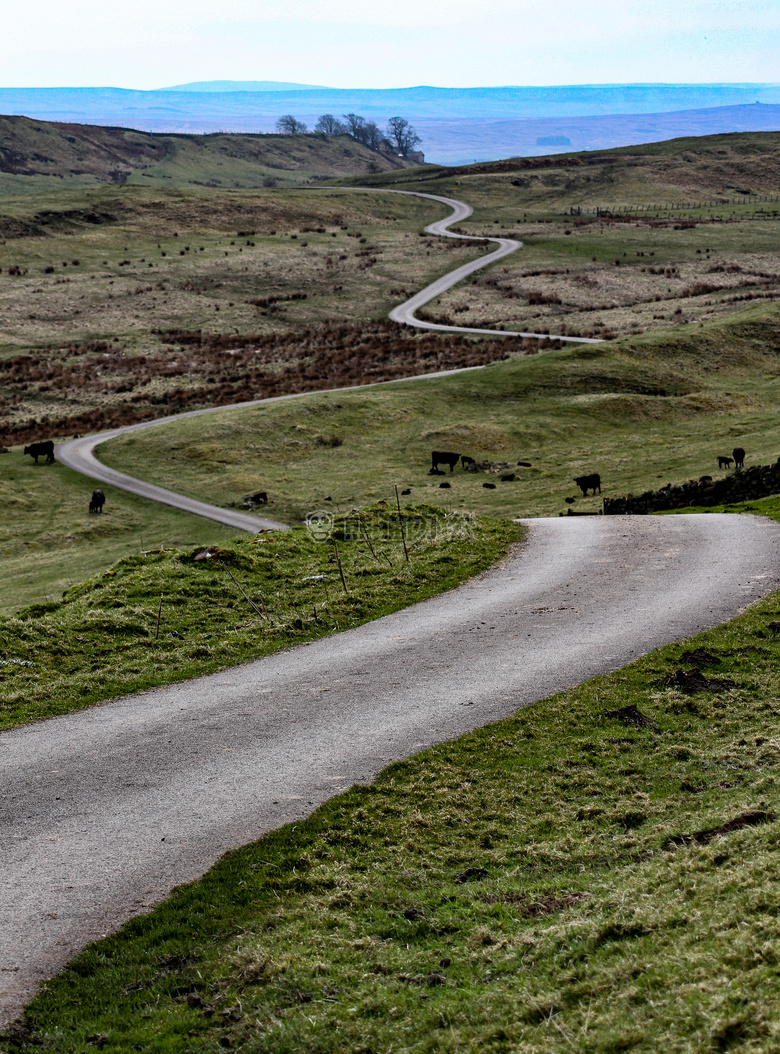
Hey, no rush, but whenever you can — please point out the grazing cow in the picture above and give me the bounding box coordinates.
[573,472,601,497]
[431,451,459,474]
[24,440,55,464]
[718,456,733,469]
[732,447,746,469]
[89,489,106,514]
[461,455,476,470]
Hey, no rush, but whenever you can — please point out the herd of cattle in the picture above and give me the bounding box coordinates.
[428,447,752,507]
[0,437,754,518]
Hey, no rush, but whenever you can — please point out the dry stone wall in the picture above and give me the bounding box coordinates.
[604,461,780,515]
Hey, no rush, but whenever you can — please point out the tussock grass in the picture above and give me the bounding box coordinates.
[8,503,780,1051]
[0,504,520,730]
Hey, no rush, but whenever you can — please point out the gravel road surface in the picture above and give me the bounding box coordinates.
[2,513,779,1025]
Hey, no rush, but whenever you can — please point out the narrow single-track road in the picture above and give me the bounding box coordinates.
[2,513,779,1025]
[56,187,596,520]
[380,188,600,342]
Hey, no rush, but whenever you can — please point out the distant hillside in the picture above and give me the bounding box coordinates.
[163,81,330,92]
[0,116,409,192]
[1,83,779,164]
[349,130,780,205]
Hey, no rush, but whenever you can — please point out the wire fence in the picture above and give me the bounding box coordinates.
[569,194,780,217]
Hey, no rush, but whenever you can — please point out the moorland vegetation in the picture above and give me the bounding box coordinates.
[2,131,780,608]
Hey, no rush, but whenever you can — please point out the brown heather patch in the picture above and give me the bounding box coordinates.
[0,323,525,445]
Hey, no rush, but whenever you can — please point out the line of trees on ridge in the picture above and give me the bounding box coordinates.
[274,113,422,158]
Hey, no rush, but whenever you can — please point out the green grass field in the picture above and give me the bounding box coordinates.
[0,455,236,614]
[7,496,780,1054]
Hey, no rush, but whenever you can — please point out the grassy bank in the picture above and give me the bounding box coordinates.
[0,504,521,730]
[7,501,780,1052]
[98,302,780,524]
[0,456,236,615]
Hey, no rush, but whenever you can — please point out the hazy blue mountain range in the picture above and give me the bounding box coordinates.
[163,81,330,92]
[1,83,779,164]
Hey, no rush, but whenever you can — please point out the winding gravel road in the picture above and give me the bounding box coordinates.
[382,188,600,343]
[2,513,780,1025]
[56,187,597,522]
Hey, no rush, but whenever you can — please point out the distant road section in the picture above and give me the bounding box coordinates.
[375,188,600,343]
[57,188,597,527]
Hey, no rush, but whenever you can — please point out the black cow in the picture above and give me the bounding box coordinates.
[732,447,746,469]
[718,456,733,469]
[24,440,55,464]
[89,489,106,514]
[431,451,459,473]
[574,472,601,497]
[461,455,476,470]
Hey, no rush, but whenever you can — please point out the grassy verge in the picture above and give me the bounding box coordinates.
[98,302,780,524]
[7,503,780,1052]
[0,504,521,730]
[665,494,780,519]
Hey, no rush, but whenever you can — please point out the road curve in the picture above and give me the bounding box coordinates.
[2,512,779,1025]
[56,413,290,533]
[54,363,494,533]
[350,187,600,343]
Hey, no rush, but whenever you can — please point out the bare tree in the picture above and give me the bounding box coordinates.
[275,115,308,134]
[386,116,422,157]
[362,120,384,151]
[314,114,346,135]
[342,113,368,143]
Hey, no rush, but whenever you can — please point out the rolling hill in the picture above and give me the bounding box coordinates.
[0,116,409,191]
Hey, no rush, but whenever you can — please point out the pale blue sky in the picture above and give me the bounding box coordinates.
[3,0,778,88]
